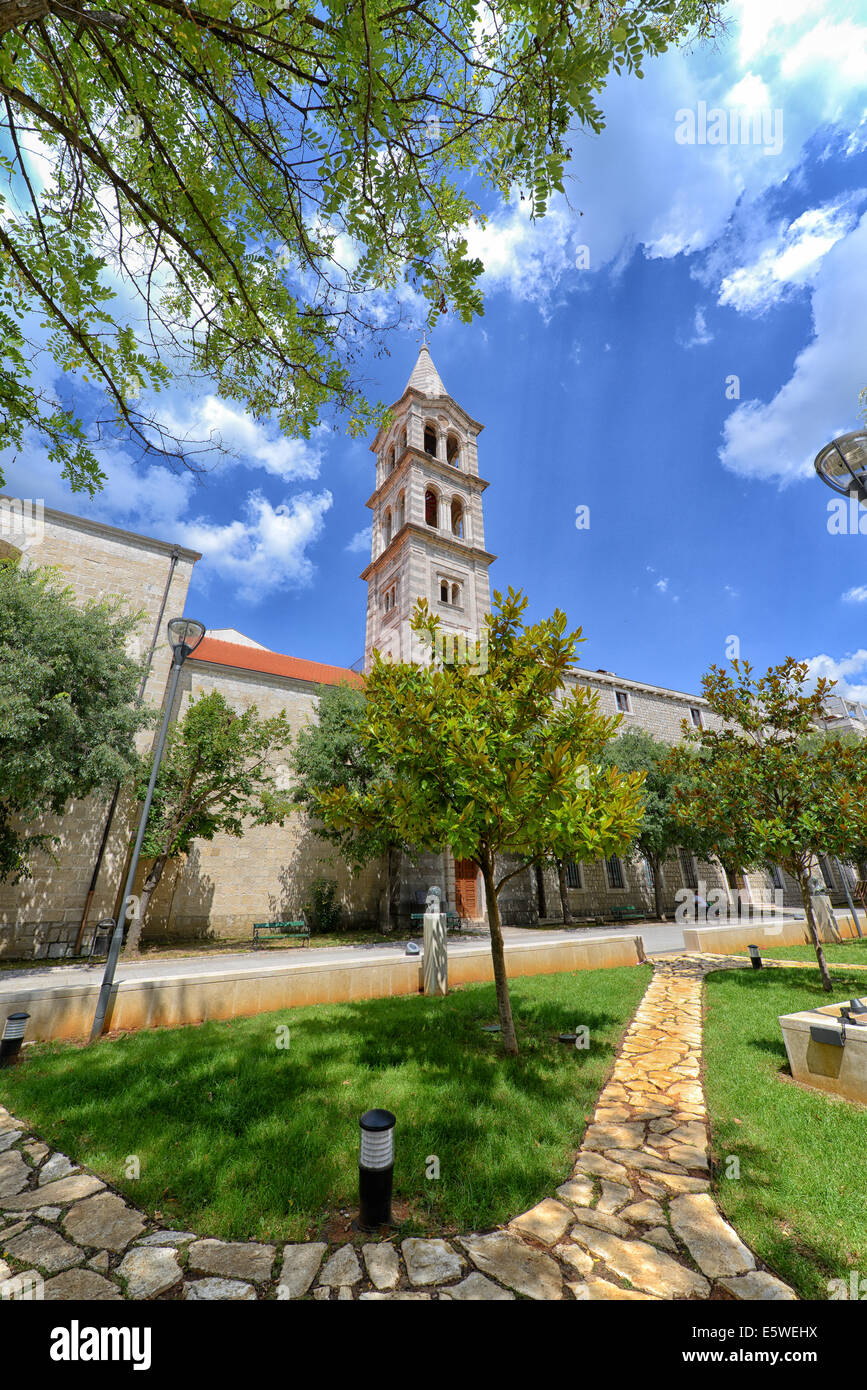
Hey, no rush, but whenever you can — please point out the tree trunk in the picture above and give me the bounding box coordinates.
[122,855,168,957]
[380,843,401,932]
[797,867,832,993]
[556,859,573,924]
[652,854,665,922]
[480,853,518,1056]
[534,863,546,921]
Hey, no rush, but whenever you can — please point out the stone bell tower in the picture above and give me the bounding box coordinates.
[360,341,495,670]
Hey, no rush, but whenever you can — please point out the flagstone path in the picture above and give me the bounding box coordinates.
[0,954,797,1301]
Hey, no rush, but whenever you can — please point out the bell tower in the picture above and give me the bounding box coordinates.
[361,341,495,670]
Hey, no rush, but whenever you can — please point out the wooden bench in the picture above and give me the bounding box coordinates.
[410,912,464,935]
[253,916,309,949]
[608,905,643,923]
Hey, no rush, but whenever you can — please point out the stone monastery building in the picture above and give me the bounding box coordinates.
[2,345,863,959]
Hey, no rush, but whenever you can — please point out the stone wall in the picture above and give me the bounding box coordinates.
[132,660,383,944]
[0,506,198,959]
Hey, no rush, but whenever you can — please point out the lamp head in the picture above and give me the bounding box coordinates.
[167,617,206,661]
[814,430,867,504]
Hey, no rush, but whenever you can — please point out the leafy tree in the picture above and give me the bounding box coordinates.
[602,728,726,920]
[291,682,405,930]
[318,589,645,1055]
[670,658,867,992]
[0,0,722,492]
[123,689,292,954]
[0,559,148,879]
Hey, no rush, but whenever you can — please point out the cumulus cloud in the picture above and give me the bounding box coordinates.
[803,649,867,703]
[183,490,333,602]
[843,585,867,603]
[718,212,867,483]
[159,393,324,482]
[717,193,865,313]
[462,0,867,317]
[345,525,372,555]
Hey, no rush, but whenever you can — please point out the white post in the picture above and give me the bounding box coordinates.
[423,885,448,996]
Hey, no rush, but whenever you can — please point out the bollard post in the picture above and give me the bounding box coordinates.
[359,1109,395,1230]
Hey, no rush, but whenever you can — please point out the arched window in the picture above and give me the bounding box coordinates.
[450,498,464,538]
[425,489,438,527]
[451,582,460,606]
[440,579,449,602]
[396,490,405,530]
[424,423,437,457]
[383,508,392,545]
[446,433,461,467]
[389,446,396,473]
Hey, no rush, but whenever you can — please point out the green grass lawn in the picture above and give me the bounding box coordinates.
[705,964,867,1299]
[760,938,867,967]
[0,966,649,1244]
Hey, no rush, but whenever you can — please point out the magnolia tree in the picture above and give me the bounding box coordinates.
[318,590,645,1055]
[291,683,407,931]
[602,728,723,920]
[670,657,867,992]
[0,560,148,880]
[123,690,292,954]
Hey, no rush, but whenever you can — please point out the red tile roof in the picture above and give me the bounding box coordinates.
[190,637,364,689]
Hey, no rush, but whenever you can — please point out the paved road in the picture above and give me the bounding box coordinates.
[0,917,805,998]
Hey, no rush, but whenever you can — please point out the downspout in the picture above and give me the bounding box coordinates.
[73,547,181,955]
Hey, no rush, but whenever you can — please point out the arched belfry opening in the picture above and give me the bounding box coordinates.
[425,488,438,528]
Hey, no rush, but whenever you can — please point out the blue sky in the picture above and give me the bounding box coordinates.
[5,0,867,699]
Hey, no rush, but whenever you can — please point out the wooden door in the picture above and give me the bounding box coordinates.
[454,859,478,918]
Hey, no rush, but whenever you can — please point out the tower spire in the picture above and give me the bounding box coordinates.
[405,339,446,399]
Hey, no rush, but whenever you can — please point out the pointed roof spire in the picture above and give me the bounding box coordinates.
[405,338,447,399]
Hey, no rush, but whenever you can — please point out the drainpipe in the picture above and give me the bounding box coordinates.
[73,548,181,955]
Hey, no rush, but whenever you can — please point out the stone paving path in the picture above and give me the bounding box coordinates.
[0,954,797,1301]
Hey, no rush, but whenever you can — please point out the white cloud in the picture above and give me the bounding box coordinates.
[804,649,867,703]
[684,306,713,347]
[655,577,669,593]
[843,585,867,603]
[462,1,867,312]
[717,194,864,313]
[719,212,867,483]
[345,525,372,555]
[159,394,323,482]
[183,490,333,602]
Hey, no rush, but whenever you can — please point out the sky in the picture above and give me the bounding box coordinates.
[5,0,867,700]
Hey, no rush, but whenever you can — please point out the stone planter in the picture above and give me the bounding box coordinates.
[779,999,867,1104]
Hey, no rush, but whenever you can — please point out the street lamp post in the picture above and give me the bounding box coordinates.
[813,432,867,941]
[89,617,205,1042]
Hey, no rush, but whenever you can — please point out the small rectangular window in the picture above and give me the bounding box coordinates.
[615,690,631,714]
[690,707,703,729]
[606,856,624,890]
[768,863,783,890]
[679,848,698,891]
[565,860,581,889]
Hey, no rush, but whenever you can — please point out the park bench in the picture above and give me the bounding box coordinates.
[410,911,464,935]
[608,905,643,923]
[252,916,310,949]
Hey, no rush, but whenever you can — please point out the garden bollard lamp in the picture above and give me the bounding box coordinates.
[0,1012,30,1067]
[359,1108,395,1230]
[748,943,762,970]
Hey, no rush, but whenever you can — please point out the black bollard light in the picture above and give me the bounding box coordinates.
[747,944,763,970]
[0,1012,30,1067]
[359,1108,395,1230]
